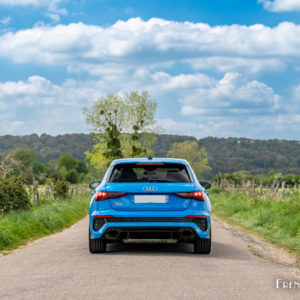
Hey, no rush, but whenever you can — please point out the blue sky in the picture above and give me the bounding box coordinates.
[0,0,300,139]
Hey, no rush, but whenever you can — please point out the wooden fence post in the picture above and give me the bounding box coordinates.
[259,184,263,196]
[275,181,279,193]
[67,183,71,197]
[82,184,87,195]
[33,179,39,204]
[76,184,79,196]
[280,182,285,200]
[271,180,275,193]
[44,186,49,198]
[50,182,54,201]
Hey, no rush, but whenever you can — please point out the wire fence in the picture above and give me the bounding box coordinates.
[213,178,299,200]
[27,181,90,204]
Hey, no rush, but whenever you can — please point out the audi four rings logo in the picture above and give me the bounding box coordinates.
[142,186,158,192]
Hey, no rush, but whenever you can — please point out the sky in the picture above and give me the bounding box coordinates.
[0,0,300,140]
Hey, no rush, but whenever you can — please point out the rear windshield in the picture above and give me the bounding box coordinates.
[109,163,192,183]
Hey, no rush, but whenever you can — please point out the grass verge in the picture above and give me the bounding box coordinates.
[0,196,89,252]
[210,190,300,256]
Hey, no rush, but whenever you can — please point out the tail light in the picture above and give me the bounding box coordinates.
[95,192,127,202]
[174,191,205,201]
[94,191,107,201]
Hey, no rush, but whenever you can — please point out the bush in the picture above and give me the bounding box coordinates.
[53,180,69,199]
[65,169,79,184]
[0,177,31,214]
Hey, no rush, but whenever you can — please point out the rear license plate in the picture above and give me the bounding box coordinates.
[134,195,167,203]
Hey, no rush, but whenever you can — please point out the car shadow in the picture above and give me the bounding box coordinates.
[105,240,250,260]
[107,241,194,256]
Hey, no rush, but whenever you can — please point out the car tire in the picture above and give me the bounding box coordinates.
[194,230,211,254]
[89,228,106,253]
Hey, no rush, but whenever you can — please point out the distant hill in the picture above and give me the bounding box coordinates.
[198,137,300,177]
[0,133,95,163]
[1,133,300,177]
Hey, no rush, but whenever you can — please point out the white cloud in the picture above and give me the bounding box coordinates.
[0,0,67,21]
[0,0,62,8]
[293,83,300,99]
[0,0,37,4]
[0,75,101,135]
[45,13,61,22]
[259,0,300,12]
[157,119,202,136]
[0,15,298,138]
[0,120,24,135]
[0,16,11,26]
[188,57,286,74]
[0,19,300,74]
[0,70,294,138]
[180,72,281,117]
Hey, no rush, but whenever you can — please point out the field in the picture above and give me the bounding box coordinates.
[210,186,300,255]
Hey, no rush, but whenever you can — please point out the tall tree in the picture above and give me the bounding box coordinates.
[58,153,76,171]
[84,91,158,167]
[167,141,211,179]
[9,148,36,170]
[126,91,157,156]
[84,94,126,165]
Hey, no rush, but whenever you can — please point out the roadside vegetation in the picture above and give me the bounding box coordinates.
[0,170,90,252]
[0,195,89,251]
[210,186,300,255]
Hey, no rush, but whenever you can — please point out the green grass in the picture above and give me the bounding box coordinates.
[0,196,89,252]
[210,190,300,255]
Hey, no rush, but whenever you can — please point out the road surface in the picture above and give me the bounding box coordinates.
[0,217,299,300]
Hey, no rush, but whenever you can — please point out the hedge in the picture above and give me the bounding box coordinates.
[0,177,31,214]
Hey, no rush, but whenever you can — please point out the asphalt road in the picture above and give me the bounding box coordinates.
[0,217,299,300]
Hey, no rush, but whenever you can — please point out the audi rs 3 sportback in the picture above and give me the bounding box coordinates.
[89,157,211,254]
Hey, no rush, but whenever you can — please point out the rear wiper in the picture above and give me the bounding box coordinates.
[147,179,174,182]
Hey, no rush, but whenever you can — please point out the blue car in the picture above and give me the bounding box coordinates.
[89,157,211,254]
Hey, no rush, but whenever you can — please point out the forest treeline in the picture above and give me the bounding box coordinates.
[1,133,300,177]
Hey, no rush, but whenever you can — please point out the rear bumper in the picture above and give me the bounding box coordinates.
[100,226,204,242]
[90,212,211,240]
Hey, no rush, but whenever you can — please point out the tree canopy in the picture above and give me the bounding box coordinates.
[1,134,300,179]
[9,148,36,170]
[167,141,211,179]
[84,91,158,167]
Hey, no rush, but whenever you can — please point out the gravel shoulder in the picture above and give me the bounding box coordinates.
[213,215,300,275]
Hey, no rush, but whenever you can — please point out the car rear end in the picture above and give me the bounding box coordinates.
[89,158,211,254]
